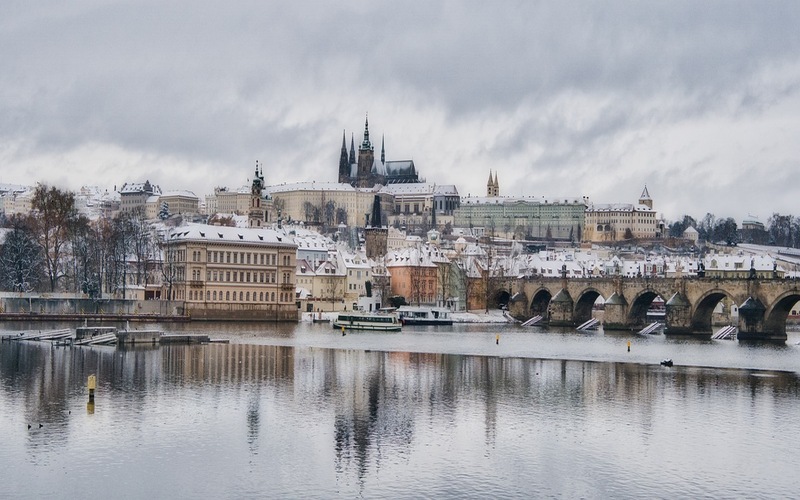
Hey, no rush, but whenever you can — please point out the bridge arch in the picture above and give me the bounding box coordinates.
[628,290,667,329]
[764,291,800,334]
[574,288,604,325]
[494,289,511,310]
[530,288,553,320]
[692,289,735,334]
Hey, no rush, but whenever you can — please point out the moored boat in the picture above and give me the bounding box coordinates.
[332,309,402,332]
[397,306,453,326]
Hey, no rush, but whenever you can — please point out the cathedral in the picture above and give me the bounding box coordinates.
[338,115,421,188]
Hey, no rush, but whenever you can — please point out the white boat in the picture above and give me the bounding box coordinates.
[332,309,402,332]
[397,306,453,326]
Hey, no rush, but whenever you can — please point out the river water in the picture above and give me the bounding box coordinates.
[1,321,798,498]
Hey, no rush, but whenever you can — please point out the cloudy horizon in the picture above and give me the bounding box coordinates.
[2,1,800,223]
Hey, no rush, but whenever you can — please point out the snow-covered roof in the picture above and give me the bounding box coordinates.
[586,203,654,213]
[266,182,369,194]
[119,181,161,195]
[0,183,28,195]
[379,183,459,196]
[460,195,585,206]
[167,223,296,247]
[161,190,198,199]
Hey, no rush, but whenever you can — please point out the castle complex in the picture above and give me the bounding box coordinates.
[338,115,421,188]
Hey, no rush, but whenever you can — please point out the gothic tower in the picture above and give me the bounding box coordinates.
[365,195,388,259]
[338,130,350,184]
[356,115,375,187]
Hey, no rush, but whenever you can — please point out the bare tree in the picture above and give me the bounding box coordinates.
[125,208,156,286]
[324,200,336,228]
[436,260,451,308]
[159,236,178,301]
[30,184,77,291]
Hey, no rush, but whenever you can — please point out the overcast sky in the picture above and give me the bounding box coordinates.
[2,1,800,222]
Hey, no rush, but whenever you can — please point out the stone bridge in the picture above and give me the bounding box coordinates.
[502,275,800,342]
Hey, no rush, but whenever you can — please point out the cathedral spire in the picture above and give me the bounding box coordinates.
[381,134,385,165]
[349,133,356,165]
[338,130,350,183]
[361,113,372,150]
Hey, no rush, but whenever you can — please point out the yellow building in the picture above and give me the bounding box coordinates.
[164,224,298,321]
[266,181,380,226]
[583,186,660,242]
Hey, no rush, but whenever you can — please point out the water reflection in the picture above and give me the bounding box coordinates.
[1,341,798,497]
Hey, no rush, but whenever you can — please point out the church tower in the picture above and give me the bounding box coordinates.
[338,130,350,184]
[249,161,266,228]
[356,115,375,187]
[487,170,499,197]
[639,185,653,209]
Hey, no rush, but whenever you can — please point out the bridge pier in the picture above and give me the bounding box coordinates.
[737,296,786,342]
[602,292,629,330]
[664,292,694,336]
[549,289,574,326]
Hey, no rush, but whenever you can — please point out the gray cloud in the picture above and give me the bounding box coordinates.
[2,1,800,222]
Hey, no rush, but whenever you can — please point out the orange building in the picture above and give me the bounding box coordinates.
[386,245,444,305]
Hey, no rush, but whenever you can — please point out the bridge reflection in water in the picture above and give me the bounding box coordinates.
[507,275,800,341]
